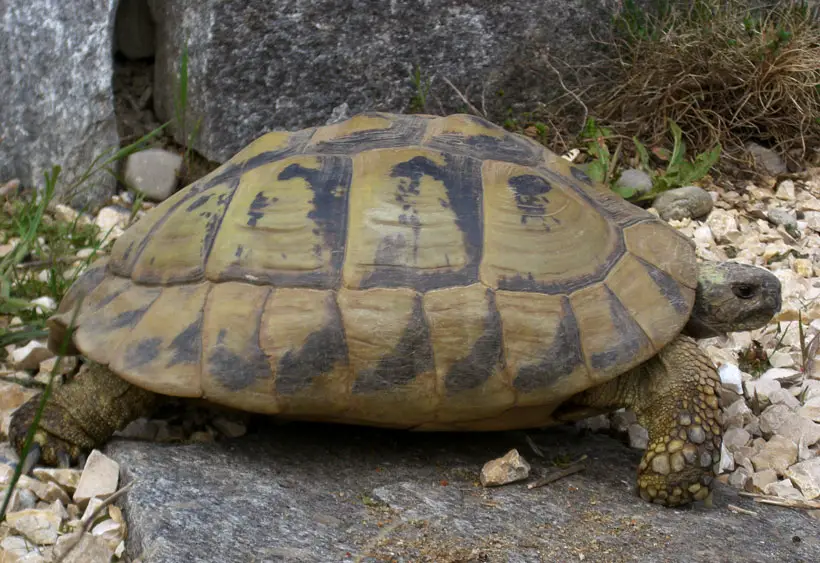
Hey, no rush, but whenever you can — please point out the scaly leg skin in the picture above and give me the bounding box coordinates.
[9,362,158,467]
[571,335,722,507]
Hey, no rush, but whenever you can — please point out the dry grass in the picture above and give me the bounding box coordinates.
[583,0,820,170]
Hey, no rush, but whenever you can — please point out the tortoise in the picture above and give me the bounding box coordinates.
[10,113,781,507]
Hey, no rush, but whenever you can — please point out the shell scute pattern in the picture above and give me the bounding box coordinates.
[56,114,697,429]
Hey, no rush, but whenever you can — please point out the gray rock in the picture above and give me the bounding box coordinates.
[750,435,798,476]
[764,479,805,500]
[105,425,820,562]
[123,148,183,201]
[614,169,653,199]
[746,468,778,493]
[747,142,788,176]
[722,428,751,453]
[767,208,798,232]
[727,467,750,489]
[627,423,648,449]
[652,186,714,221]
[148,0,620,163]
[744,377,782,407]
[760,404,820,446]
[115,0,156,60]
[724,399,755,429]
[609,409,637,433]
[0,0,119,211]
[787,458,820,500]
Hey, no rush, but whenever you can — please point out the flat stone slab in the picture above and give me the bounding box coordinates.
[107,424,819,562]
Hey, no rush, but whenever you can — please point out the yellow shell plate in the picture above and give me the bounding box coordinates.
[53,113,697,430]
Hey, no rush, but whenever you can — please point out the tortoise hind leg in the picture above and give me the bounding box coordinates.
[569,335,721,506]
[9,362,158,467]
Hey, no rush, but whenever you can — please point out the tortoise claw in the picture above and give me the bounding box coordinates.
[56,450,72,469]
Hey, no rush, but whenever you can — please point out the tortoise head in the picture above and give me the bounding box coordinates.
[684,261,781,338]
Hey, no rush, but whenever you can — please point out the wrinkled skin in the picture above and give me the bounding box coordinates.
[10,260,781,506]
[684,261,781,338]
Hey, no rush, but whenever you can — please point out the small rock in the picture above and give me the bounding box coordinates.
[190,430,214,443]
[37,480,72,505]
[653,186,714,221]
[326,102,351,125]
[480,449,531,487]
[0,536,36,560]
[723,427,751,452]
[92,518,126,551]
[806,211,820,233]
[53,532,115,563]
[11,341,54,371]
[115,417,160,440]
[786,458,820,499]
[767,349,795,369]
[73,450,119,507]
[576,414,610,432]
[5,508,63,545]
[793,258,814,278]
[53,203,79,223]
[718,442,735,473]
[799,405,820,424]
[766,208,798,232]
[746,468,779,492]
[744,377,782,406]
[718,363,743,393]
[614,169,653,199]
[760,367,802,385]
[767,388,800,409]
[706,208,740,244]
[32,468,82,493]
[123,148,183,201]
[15,487,38,510]
[50,499,69,521]
[627,423,649,449]
[724,399,755,429]
[750,435,798,475]
[81,497,108,526]
[94,206,130,240]
[747,143,788,175]
[775,180,796,201]
[609,409,637,433]
[764,479,804,500]
[29,296,56,313]
[0,380,37,412]
[728,467,751,489]
[211,416,248,439]
[759,404,820,446]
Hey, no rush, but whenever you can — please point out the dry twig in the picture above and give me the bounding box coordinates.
[528,462,585,489]
[738,491,820,510]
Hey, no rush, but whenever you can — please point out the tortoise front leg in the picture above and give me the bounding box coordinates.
[571,335,722,506]
[9,362,158,467]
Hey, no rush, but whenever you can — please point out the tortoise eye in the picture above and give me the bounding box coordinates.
[732,284,756,300]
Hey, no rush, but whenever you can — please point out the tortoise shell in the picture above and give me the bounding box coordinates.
[51,113,697,430]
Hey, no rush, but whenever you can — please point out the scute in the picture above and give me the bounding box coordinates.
[50,113,698,429]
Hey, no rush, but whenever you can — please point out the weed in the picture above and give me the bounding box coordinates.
[407,65,432,114]
[579,117,720,201]
[586,0,820,169]
[579,118,622,188]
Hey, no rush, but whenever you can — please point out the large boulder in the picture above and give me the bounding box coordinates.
[107,424,820,562]
[149,0,616,163]
[0,0,120,211]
